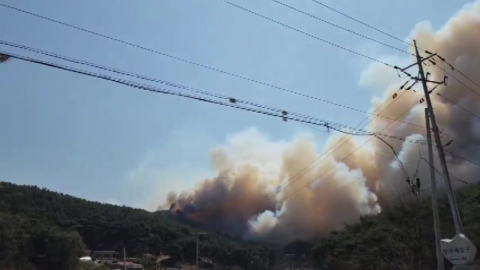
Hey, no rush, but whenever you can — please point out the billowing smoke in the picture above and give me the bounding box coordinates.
[162,1,480,243]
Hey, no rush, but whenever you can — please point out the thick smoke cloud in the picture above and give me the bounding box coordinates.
[162,1,480,243]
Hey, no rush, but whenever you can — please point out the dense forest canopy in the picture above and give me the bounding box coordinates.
[0,182,278,269]
[1,181,480,269]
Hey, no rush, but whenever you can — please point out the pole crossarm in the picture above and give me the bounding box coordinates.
[395,53,437,73]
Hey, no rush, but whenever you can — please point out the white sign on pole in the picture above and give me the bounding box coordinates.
[440,234,476,265]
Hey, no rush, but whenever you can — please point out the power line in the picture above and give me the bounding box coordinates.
[392,158,475,203]
[327,0,407,39]
[281,91,419,200]
[436,93,480,121]
[454,69,480,91]
[421,158,470,185]
[0,3,398,120]
[223,1,393,67]
[1,50,370,133]
[273,76,457,199]
[444,149,480,169]
[4,50,477,200]
[271,90,410,197]
[0,39,433,132]
[305,1,480,97]
[440,67,480,99]
[308,0,413,48]
[281,72,463,201]
[6,48,448,146]
[3,49,433,199]
[306,123,425,162]
[7,50,433,143]
[268,0,413,56]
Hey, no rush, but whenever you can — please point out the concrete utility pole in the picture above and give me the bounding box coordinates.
[415,40,463,234]
[426,108,444,270]
[396,40,479,268]
[397,40,463,234]
[191,232,206,270]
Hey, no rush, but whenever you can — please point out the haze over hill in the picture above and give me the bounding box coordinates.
[162,1,480,243]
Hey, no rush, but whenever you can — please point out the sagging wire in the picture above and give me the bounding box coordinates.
[374,135,420,195]
[3,49,385,141]
[410,147,422,196]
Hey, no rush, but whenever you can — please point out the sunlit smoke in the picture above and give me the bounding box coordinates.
[160,1,480,243]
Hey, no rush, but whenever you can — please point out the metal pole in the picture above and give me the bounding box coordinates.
[123,248,127,270]
[426,108,444,270]
[414,40,463,234]
[190,232,205,270]
[196,233,199,270]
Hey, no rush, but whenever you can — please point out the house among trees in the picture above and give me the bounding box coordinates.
[92,251,119,264]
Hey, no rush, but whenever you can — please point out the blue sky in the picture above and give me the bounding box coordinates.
[0,0,471,209]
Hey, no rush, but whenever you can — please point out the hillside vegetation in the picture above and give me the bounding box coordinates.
[1,181,479,269]
[0,182,276,269]
[312,183,480,269]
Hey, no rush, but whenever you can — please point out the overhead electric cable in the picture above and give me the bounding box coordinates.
[304,0,480,96]
[308,0,411,48]
[3,49,438,198]
[0,3,396,115]
[0,39,433,132]
[3,50,403,139]
[281,92,434,200]
[4,50,473,200]
[436,93,480,121]
[223,0,393,67]
[268,0,413,56]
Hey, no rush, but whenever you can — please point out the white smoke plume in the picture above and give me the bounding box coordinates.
[162,1,480,243]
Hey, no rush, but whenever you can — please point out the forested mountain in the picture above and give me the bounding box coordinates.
[0,182,277,269]
[312,183,480,269]
[1,181,480,270]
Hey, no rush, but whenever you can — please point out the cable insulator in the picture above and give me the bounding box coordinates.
[400,80,410,90]
[406,80,417,90]
[229,98,237,103]
[395,68,402,78]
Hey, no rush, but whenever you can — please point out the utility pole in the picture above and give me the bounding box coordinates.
[414,40,463,234]
[396,40,463,234]
[426,108,444,270]
[191,232,206,270]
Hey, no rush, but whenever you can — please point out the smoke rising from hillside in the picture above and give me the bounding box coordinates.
[162,1,480,243]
